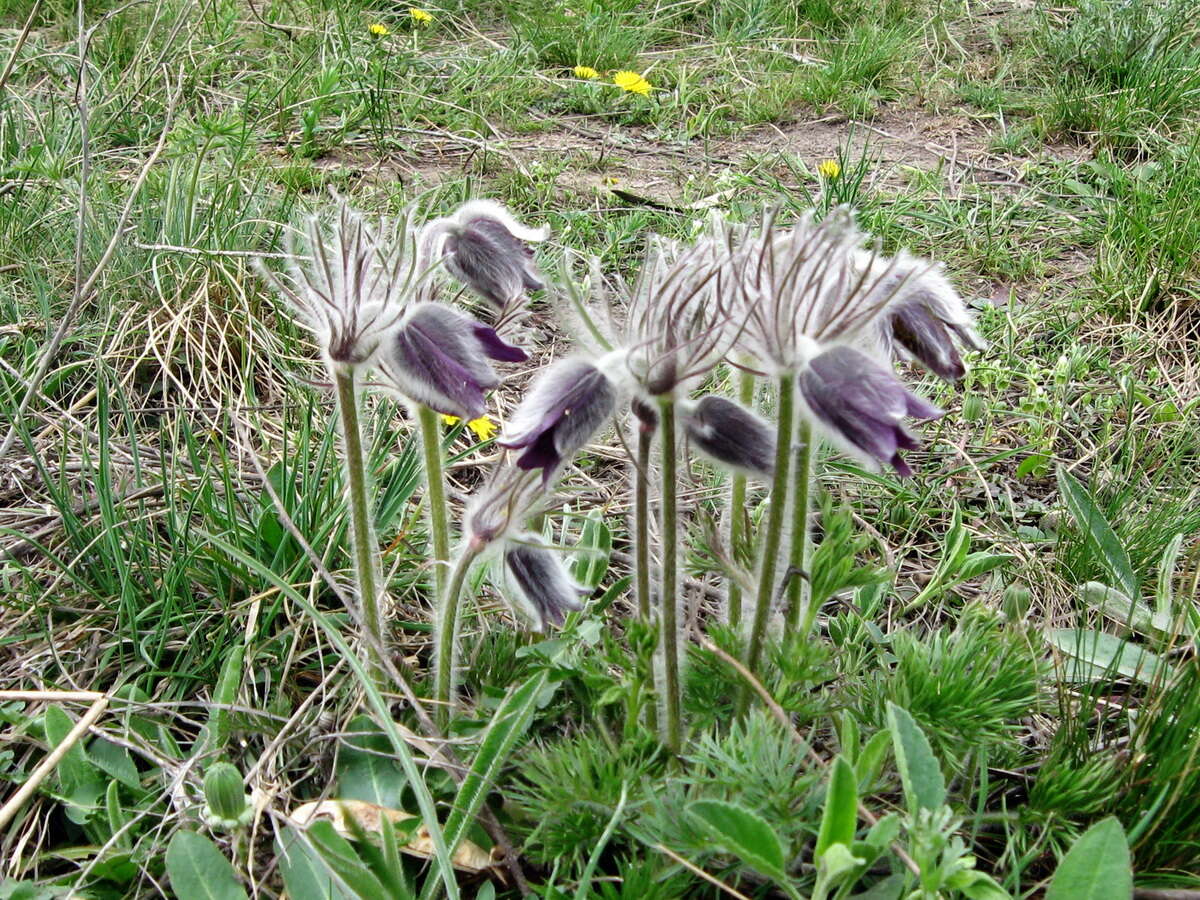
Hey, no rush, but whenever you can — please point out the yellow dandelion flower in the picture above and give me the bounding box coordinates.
[466,416,497,441]
[612,70,652,96]
[573,65,600,79]
[408,7,433,24]
[441,413,461,426]
[368,22,389,36]
[817,159,841,179]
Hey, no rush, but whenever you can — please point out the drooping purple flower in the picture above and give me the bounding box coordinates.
[798,345,943,476]
[498,357,617,483]
[858,251,983,382]
[381,302,527,419]
[503,539,587,631]
[422,200,548,310]
[681,395,775,478]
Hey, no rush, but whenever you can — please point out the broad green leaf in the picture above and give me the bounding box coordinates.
[855,729,891,792]
[1079,582,1171,638]
[282,820,388,899]
[817,842,865,882]
[1045,816,1131,900]
[419,672,551,900]
[570,511,612,590]
[277,825,356,900]
[336,715,407,809]
[89,738,140,790]
[886,703,944,813]
[165,831,248,900]
[947,869,1009,900]
[1155,533,1184,619]
[200,644,246,757]
[815,756,858,860]
[43,706,95,795]
[1047,628,1174,685]
[1056,467,1137,599]
[851,871,905,900]
[837,712,860,764]
[688,799,787,882]
[863,813,900,852]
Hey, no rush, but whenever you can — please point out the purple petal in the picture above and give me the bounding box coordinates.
[684,395,775,477]
[499,359,616,479]
[445,216,544,308]
[504,542,585,630]
[473,323,528,363]
[799,346,940,476]
[386,303,501,418]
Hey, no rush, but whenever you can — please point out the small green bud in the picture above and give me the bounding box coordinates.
[203,762,252,830]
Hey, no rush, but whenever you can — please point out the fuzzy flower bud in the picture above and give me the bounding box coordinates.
[503,539,586,631]
[423,200,548,310]
[380,302,526,419]
[798,346,943,476]
[499,357,618,483]
[681,395,775,477]
[859,250,983,382]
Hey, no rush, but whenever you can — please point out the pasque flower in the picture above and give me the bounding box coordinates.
[257,202,426,367]
[858,250,983,382]
[798,345,943,476]
[380,302,526,420]
[620,232,733,399]
[504,540,587,630]
[498,357,618,483]
[681,395,775,477]
[422,200,548,311]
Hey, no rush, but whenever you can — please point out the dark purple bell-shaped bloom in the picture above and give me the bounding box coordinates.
[499,358,617,483]
[798,346,943,477]
[382,302,527,420]
[682,395,775,478]
[423,200,548,309]
[503,540,586,631]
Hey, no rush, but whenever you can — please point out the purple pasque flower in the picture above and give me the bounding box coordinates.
[258,201,427,367]
[856,250,983,382]
[422,200,548,311]
[681,395,775,478]
[380,302,527,420]
[620,232,734,398]
[498,356,619,484]
[798,345,943,477]
[503,538,587,631]
[730,206,935,374]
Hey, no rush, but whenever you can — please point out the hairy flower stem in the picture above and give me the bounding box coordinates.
[726,367,756,629]
[333,365,386,686]
[417,405,451,600]
[634,425,659,735]
[435,543,483,727]
[784,419,815,636]
[658,396,682,755]
[740,376,795,711]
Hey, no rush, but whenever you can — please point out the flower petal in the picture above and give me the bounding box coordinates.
[499,358,617,481]
[384,303,502,418]
[503,541,586,631]
[472,323,528,363]
[799,345,942,475]
[682,395,775,477]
